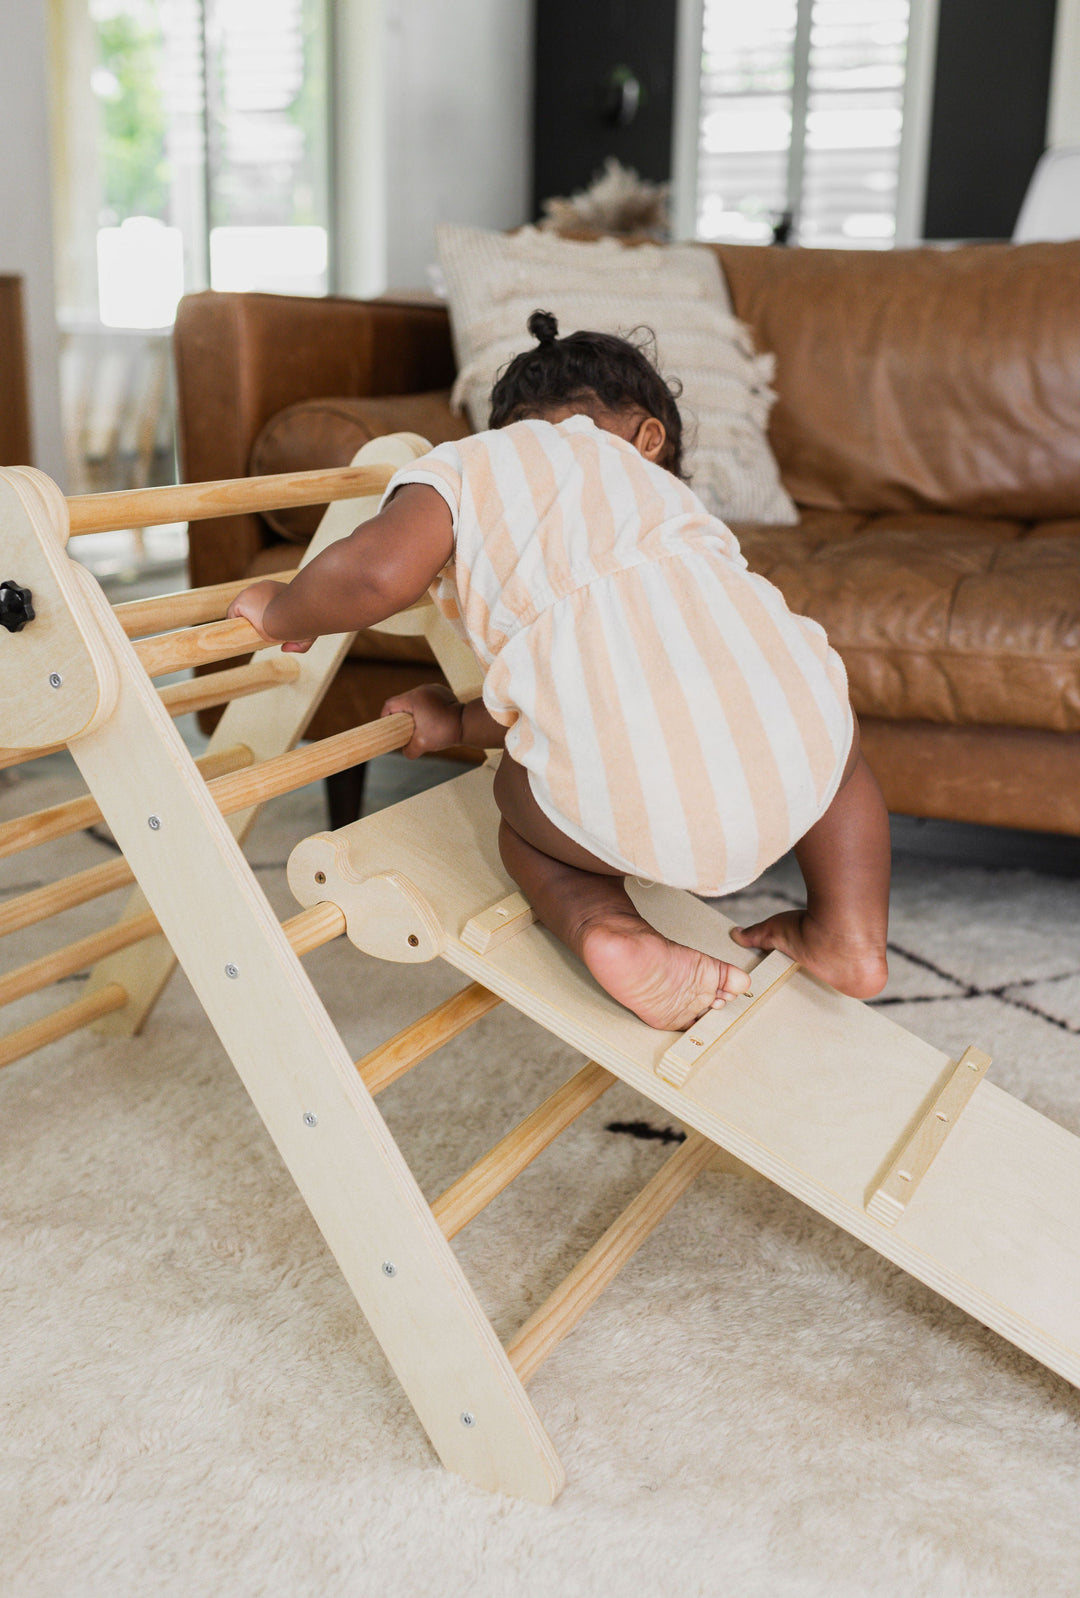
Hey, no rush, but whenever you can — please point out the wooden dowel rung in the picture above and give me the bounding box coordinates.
[0,715,407,874]
[0,744,64,773]
[0,856,134,938]
[0,898,346,1012]
[0,743,253,861]
[281,901,347,956]
[207,714,413,815]
[0,909,161,1008]
[134,615,276,678]
[115,569,298,638]
[0,982,128,1071]
[157,658,301,718]
[506,1131,715,1384]
[356,982,502,1097]
[162,659,299,717]
[432,1060,615,1241]
[66,463,396,535]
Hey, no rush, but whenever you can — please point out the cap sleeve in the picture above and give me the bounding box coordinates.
[381,441,464,537]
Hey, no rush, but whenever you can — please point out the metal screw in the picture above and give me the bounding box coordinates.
[48,672,63,689]
[147,814,162,831]
[303,1111,318,1128]
[460,1411,476,1428]
[314,871,326,885]
[225,962,239,979]
[382,1260,397,1278]
[407,934,419,948]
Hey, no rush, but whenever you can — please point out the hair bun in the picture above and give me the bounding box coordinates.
[527,309,559,345]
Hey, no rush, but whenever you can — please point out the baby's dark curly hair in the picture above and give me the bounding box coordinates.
[488,309,686,479]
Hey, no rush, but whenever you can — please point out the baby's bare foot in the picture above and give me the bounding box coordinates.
[731,910,887,999]
[578,913,751,1031]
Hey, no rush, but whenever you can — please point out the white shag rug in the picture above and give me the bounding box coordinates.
[3,752,1080,1598]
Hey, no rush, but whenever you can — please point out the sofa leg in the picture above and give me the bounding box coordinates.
[325,764,368,830]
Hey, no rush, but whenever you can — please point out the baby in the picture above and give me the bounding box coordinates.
[230,311,890,1031]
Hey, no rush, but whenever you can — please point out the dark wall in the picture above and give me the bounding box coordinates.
[921,0,1058,239]
[532,0,678,215]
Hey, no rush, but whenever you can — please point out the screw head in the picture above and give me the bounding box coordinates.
[224,962,239,979]
[382,1260,397,1278]
[147,814,162,830]
[460,1411,476,1428]
[48,672,63,689]
[407,934,419,947]
[303,1110,318,1128]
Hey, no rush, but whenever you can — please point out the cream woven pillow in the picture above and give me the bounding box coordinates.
[435,223,797,525]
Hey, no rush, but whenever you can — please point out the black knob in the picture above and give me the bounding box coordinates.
[0,581,35,632]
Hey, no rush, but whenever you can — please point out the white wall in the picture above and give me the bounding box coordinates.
[0,0,63,478]
[1049,0,1080,146]
[335,0,534,296]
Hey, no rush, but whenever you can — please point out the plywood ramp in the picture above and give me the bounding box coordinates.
[290,765,1080,1392]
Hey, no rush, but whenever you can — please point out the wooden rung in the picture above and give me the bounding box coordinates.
[115,569,298,639]
[0,899,346,1011]
[157,657,301,718]
[0,718,409,875]
[133,616,277,678]
[657,950,798,1088]
[431,1060,615,1240]
[205,714,413,815]
[65,463,396,535]
[867,1045,992,1227]
[0,982,128,1071]
[506,1131,715,1384]
[280,901,347,956]
[0,856,134,938]
[0,909,161,1008]
[0,743,253,862]
[355,981,502,1097]
[461,892,537,954]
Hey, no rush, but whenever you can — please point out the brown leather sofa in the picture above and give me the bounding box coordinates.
[175,240,1080,836]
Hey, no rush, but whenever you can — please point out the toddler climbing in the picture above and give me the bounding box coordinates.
[229,310,890,1030]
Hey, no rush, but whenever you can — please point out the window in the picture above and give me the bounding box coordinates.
[677,0,937,248]
[50,0,332,517]
[53,0,332,330]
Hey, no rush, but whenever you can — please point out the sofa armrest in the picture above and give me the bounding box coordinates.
[174,290,455,590]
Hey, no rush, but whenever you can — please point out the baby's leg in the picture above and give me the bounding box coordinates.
[493,755,751,1031]
[731,738,890,1000]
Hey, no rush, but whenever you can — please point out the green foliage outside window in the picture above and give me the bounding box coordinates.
[95,8,168,223]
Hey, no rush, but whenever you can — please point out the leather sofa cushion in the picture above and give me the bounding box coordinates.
[713,241,1080,521]
[249,390,471,541]
[736,516,1080,732]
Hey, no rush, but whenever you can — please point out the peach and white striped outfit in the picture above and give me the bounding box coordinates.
[384,416,853,896]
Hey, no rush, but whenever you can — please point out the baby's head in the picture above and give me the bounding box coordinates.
[488,310,686,478]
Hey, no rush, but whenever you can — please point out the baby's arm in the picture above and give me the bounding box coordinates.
[227,484,454,650]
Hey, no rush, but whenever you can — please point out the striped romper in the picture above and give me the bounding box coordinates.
[384,415,853,897]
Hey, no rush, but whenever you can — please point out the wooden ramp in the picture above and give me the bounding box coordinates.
[290,766,1080,1394]
[3,437,1079,1505]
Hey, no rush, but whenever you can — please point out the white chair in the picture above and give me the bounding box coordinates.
[1013,146,1080,240]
